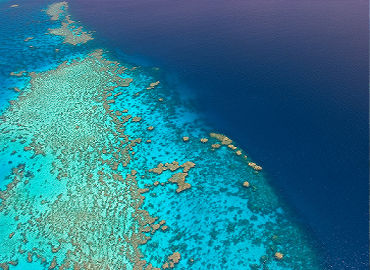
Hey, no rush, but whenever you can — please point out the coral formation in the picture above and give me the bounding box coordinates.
[0,50,169,269]
[149,161,195,193]
[248,162,263,171]
[46,2,93,45]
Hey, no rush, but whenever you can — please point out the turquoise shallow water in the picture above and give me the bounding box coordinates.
[0,1,322,269]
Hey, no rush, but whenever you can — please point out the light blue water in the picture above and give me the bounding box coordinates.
[0,1,322,269]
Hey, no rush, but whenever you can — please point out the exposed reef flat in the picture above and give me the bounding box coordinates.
[46,2,93,45]
[45,1,67,21]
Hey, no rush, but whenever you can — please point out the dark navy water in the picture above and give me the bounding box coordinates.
[63,0,366,268]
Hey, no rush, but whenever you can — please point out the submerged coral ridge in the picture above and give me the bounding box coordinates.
[0,1,322,270]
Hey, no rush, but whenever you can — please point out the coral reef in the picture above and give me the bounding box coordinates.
[46,2,93,45]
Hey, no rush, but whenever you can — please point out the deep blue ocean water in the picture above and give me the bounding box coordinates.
[0,0,367,269]
[66,0,369,268]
